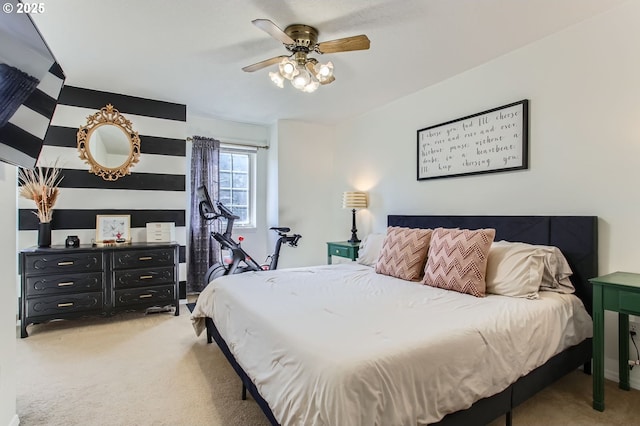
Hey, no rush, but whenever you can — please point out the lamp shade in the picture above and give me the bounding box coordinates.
[342,191,368,209]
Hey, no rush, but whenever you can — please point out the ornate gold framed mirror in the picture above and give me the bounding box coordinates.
[77,104,141,181]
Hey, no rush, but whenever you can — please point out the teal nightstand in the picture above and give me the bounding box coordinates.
[326,241,360,264]
[589,271,640,411]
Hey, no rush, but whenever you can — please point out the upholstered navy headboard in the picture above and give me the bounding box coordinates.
[387,215,598,314]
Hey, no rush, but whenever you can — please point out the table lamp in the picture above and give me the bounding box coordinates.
[342,191,368,243]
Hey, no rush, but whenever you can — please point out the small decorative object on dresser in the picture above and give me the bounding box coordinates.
[19,242,180,338]
[146,222,176,243]
[38,222,51,248]
[18,162,63,247]
[65,235,80,248]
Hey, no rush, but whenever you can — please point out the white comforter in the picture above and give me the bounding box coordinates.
[191,263,592,426]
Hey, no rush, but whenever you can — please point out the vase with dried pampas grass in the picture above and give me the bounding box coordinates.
[18,163,63,247]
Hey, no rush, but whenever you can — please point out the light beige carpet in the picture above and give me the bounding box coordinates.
[16,307,640,426]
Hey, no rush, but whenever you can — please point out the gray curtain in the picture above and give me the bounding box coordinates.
[187,136,220,293]
[0,64,39,127]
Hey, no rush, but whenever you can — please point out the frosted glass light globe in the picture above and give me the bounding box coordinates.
[269,71,284,88]
[291,68,311,90]
[303,80,320,93]
[279,59,297,79]
[315,61,334,83]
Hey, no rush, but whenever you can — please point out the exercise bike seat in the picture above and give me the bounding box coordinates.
[270,226,291,233]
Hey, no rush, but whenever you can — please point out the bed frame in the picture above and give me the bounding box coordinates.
[204,215,598,426]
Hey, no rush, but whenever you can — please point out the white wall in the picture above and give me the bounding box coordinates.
[0,163,18,426]
[274,120,336,268]
[266,124,280,261]
[330,0,640,386]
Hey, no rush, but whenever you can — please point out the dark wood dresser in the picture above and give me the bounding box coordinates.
[19,242,179,338]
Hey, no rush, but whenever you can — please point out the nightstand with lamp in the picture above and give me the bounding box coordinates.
[327,191,368,264]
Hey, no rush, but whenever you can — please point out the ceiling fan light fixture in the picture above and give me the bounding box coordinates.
[291,67,311,90]
[269,71,285,88]
[243,19,370,93]
[303,79,320,93]
[315,61,334,83]
[279,58,298,80]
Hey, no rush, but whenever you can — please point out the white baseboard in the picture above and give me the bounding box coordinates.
[8,414,19,426]
[605,360,640,390]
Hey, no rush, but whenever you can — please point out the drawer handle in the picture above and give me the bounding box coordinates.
[140,275,153,280]
[139,294,153,299]
[335,250,340,254]
[139,256,153,261]
[58,261,74,266]
[57,302,74,307]
[57,282,74,287]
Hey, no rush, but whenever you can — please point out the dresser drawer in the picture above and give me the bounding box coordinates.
[113,248,175,269]
[115,285,175,308]
[26,292,103,318]
[25,272,103,297]
[113,266,175,288]
[24,252,103,275]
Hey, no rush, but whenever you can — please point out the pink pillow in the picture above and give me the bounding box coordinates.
[422,227,496,297]
[375,227,432,281]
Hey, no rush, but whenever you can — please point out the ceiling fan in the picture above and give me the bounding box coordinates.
[242,19,370,93]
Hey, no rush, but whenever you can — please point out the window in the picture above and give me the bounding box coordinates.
[219,146,256,227]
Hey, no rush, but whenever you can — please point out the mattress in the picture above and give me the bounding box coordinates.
[191,263,592,426]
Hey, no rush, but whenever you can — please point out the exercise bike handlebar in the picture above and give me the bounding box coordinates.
[199,201,239,221]
[216,201,238,220]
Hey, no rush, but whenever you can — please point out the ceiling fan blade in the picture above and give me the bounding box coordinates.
[252,19,295,45]
[242,55,289,72]
[305,61,316,74]
[317,34,370,54]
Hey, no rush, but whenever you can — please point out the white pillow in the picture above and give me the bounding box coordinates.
[356,233,386,267]
[536,245,575,293]
[486,241,576,298]
[486,241,546,299]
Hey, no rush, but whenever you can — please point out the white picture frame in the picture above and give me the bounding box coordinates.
[96,214,131,243]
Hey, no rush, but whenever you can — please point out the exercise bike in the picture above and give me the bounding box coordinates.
[197,185,301,285]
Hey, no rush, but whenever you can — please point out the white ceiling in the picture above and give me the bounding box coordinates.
[31,0,625,126]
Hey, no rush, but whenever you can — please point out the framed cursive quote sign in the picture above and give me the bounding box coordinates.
[417,100,529,180]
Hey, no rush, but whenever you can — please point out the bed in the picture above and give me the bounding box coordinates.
[191,215,597,425]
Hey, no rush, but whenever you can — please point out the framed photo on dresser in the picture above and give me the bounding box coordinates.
[96,214,131,243]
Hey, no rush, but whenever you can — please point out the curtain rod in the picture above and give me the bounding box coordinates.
[186,136,269,149]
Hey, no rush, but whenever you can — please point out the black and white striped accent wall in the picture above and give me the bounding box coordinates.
[17,85,188,296]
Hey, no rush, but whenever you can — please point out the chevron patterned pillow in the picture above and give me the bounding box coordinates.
[375,226,432,281]
[422,227,496,297]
